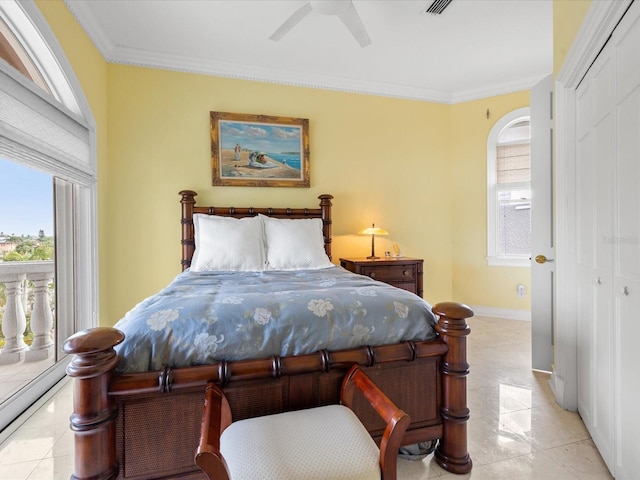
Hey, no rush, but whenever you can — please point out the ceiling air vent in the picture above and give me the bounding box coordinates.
[422,0,453,15]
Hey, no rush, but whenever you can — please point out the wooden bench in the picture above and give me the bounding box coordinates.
[195,365,410,480]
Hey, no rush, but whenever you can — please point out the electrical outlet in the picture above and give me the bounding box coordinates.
[517,284,526,297]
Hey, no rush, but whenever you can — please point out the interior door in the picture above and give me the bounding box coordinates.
[590,48,615,471]
[612,3,640,477]
[530,74,554,372]
[573,2,640,477]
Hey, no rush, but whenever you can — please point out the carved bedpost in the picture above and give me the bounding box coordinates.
[432,302,473,474]
[318,194,333,260]
[64,328,125,480]
[180,190,197,271]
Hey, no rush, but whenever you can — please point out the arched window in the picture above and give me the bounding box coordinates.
[487,108,531,267]
[0,15,51,95]
[0,0,97,434]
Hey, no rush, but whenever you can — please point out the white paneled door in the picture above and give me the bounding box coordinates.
[612,3,640,476]
[575,1,640,478]
[530,73,554,373]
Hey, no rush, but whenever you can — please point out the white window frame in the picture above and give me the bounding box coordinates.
[0,0,97,435]
[486,107,531,267]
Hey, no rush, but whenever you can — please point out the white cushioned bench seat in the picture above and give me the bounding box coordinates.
[195,366,410,480]
[220,404,381,480]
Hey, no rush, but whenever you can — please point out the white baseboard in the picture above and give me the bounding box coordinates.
[467,305,531,321]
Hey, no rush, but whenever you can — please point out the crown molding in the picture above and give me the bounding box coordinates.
[451,74,547,104]
[101,43,538,104]
[63,0,536,105]
[63,0,115,60]
[108,43,458,103]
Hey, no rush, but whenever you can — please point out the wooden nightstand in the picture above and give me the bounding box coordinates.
[339,257,423,297]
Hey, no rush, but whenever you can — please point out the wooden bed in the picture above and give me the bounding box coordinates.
[64,190,473,479]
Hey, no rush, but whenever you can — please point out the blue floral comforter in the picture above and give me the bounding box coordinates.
[113,266,437,373]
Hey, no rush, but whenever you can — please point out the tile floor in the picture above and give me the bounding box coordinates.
[0,316,613,479]
[0,357,55,404]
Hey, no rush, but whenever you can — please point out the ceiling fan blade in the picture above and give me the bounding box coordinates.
[337,2,371,47]
[270,2,313,41]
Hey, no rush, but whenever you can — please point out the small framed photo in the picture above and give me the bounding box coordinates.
[210,111,310,187]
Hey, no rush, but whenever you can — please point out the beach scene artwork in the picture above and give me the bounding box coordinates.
[211,111,310,187]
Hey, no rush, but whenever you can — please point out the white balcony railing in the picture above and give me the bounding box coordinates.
[0,261,55,365]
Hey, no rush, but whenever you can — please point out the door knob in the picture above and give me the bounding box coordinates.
[535,255,555,264]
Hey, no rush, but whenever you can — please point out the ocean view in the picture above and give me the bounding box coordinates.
[266,152,301,170]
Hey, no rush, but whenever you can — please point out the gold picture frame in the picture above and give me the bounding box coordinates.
[211,111,310,187]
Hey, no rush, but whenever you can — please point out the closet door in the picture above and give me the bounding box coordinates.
[575,82,595,416]
[591,49,616,470]
[613,4,640,478]
[575,48,616,471]
[575,78,594,437]
[575,3,640,478]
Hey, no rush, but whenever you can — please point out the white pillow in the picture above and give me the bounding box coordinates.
[260,215,333,270]
[191,214,265,272]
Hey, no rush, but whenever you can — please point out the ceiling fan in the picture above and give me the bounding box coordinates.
[269,0,372,48]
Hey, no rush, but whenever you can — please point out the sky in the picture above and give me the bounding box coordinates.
[0,157,53,237]
[219,120,302,153]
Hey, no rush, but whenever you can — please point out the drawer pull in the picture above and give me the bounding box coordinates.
[369,272,376,278]
[403,270,409,276]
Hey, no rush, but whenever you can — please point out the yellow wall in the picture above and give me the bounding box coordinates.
[105,65,454,322]
[450,92,531,310]
[38,0,539,326]
[553,0,593,76]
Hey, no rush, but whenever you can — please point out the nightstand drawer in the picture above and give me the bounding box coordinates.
[360,265,416,282]
[339,257,424,298]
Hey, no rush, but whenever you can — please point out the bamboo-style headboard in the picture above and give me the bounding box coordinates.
[179,190,333,271]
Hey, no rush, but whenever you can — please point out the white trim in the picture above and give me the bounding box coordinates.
[486,107,531,267]
[1,1,80,115]
[553,80,578,412]
[486,256,531,268]
[0,0,98,432]
[74,181,99,332]
[468,305,531,322]
[60,0,114,62]
[557,0,633,87]
[63,0,542,105]
[553,0,632,411]
[0,13,49,92]
[3,0,99,326]
[450,74,547,104]
[0,66,93,181]
[110,52,540,105]
[15,0,98,169]
[0,1,97,178]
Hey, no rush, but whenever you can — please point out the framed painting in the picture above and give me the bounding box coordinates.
[211,111,310,187]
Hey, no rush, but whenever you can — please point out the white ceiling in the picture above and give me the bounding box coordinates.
[63,0,553,104]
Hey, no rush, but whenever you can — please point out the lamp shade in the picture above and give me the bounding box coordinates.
[360,225,388,236]
[360,223,388,259]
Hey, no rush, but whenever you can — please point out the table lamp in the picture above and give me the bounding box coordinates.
[360,223,388,259]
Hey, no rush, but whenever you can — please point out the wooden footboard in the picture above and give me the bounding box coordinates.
[64,302,472,479]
